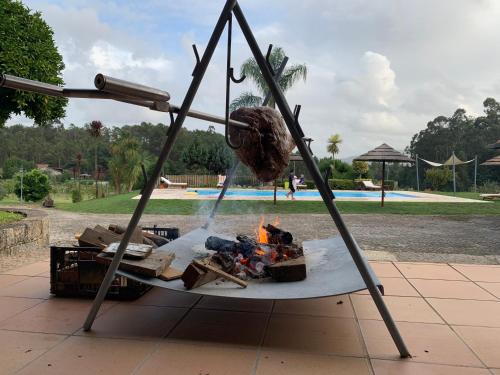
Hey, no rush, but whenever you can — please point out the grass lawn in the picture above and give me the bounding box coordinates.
[430,191,483,200]
[0,211,23,225]
[56,191,500,216]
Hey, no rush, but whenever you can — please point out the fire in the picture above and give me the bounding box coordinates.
[256,216,268,243]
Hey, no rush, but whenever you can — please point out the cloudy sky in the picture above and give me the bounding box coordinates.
[7,0,500,158]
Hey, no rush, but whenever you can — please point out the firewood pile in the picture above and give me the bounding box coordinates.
[181,220,307,290]
[75,224,181,281]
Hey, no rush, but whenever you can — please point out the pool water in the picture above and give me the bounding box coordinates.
[188,189,417,199]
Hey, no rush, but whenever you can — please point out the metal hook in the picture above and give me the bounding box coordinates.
[224,13,243,149]
[293,104,301,122]
[191,44,201,77]
[229,67,246,84]
[265,44,276,76]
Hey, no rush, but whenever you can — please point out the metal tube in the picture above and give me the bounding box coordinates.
[1,73,64,97]
[169,105,250,131]
[381,161,386,207]
[83,0,237,331]
[94,74,170,102]
[233,2,410,358]
[416,154,420,191]
[474,155,477,192]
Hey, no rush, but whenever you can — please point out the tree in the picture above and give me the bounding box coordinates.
[0,0,67,126]
[108,135,142,193]
[352,160,369,178]
[230,46,307,110]
[327,134,342,171]
[425,168,452,191]
[205,138,233,174]
[87,120,104,198]
[2,157,35,179]
[14,169,50,201]
[181,138,207,173]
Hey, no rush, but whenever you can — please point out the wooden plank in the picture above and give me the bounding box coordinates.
[96,251,175,277]
[181,263,218,290]
[102,242,153,260]
[158,267,183,281]
[106,224,143,244]
[78,227,121,249]
[193,259,247,288]
[267,256,307,282]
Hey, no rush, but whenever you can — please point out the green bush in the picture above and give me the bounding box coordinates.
[328,179,355,190]
[14,169,50,202]
[305,180,315,189]
[0,179,16,194]
[71,189,83,203]
[2,157,35,179]
[0,185,6,200]
[425,168,452,191]
[478,181,500,194]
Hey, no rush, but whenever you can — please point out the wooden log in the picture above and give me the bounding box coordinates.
[158,267,183,281]
[102,242,153,260]
[267,256,306,282]
[78,227,121,249]
[205,236,256,257]
[181,263,219,290]
[192,259,247,288]
[143,231,169,247]
[96,251,174,277]
[107,224,143,244]
[264,224,293,245]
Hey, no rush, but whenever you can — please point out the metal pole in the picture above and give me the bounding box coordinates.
[233,2,410,357]
[20,168,24,203]
[381,161,386,207]
[203,161,240,229]
[83,0,237,331]
[452,151,456,195]
[474,155,477,192]
[416,154,419,191]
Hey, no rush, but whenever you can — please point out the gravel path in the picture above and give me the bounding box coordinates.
[2,207,500,271]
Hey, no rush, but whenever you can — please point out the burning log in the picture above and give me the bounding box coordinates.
[264,224,293,245]
[205,236,255,257]
[266,256,306,282]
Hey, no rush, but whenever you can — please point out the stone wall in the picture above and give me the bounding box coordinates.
[0,209,49,255]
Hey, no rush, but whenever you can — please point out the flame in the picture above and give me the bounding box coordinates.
[256,216,268,243]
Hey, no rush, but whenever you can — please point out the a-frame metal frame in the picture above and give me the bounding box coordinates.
[83,0,410,358]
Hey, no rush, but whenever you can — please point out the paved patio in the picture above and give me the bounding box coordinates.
[1,259,499,374]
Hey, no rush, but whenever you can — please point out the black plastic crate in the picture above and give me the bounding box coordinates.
[50,246,152,300]
[142,226,179,241]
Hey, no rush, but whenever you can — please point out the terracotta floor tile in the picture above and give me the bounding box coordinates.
[136,342,257,375]
[490,370,500,374]
[357,277,420,297]
[370,262,403,278]
[4,261,49,276]
[196,296,273,313]
[80,304,187,339]
[130,287,200,308]
[351,294,443,323]
[273,295,353,317]
[264,314,365,356]
[0,296,43,323]
[454,325,500,368]
[395,263,467,281]
[427,298,500,327]
[0,298,115,334]
[0,276,50,299]
[371,359,490,374]
[0,329,64,375]
[256,350,371,375]
[169,309,267,347]
[359,320,483,367]
[0,274,27,288]
[476,282,500,299]
[16,336,156,375]
[409,279,496,300]
[452,265,500,282]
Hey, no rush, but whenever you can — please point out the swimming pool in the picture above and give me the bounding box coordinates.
[187,189,418,199]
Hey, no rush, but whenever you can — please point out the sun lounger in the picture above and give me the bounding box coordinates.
[296,184,307,190]
[480,193,500,200]
[160,177,187,189]
[360,180,382,191]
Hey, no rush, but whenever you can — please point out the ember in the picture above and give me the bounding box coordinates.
[181,218,306,289]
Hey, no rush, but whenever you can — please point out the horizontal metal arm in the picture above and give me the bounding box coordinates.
[1,73,250,131]
[94,74,170,102]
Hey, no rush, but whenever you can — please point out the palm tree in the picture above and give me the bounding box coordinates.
[88,120,103,198]
[230,46,307,110]
[108,135,142,193]
[327,134,342,171]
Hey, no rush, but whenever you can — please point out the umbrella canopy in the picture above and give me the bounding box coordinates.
[354,143,414,207]
[354,143,414,163]
[481,155,500,166]
[488,140,500,150]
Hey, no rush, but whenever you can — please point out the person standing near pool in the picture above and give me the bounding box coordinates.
[286,170,298,200]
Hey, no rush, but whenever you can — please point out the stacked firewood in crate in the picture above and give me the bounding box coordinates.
[76,225,181,280]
